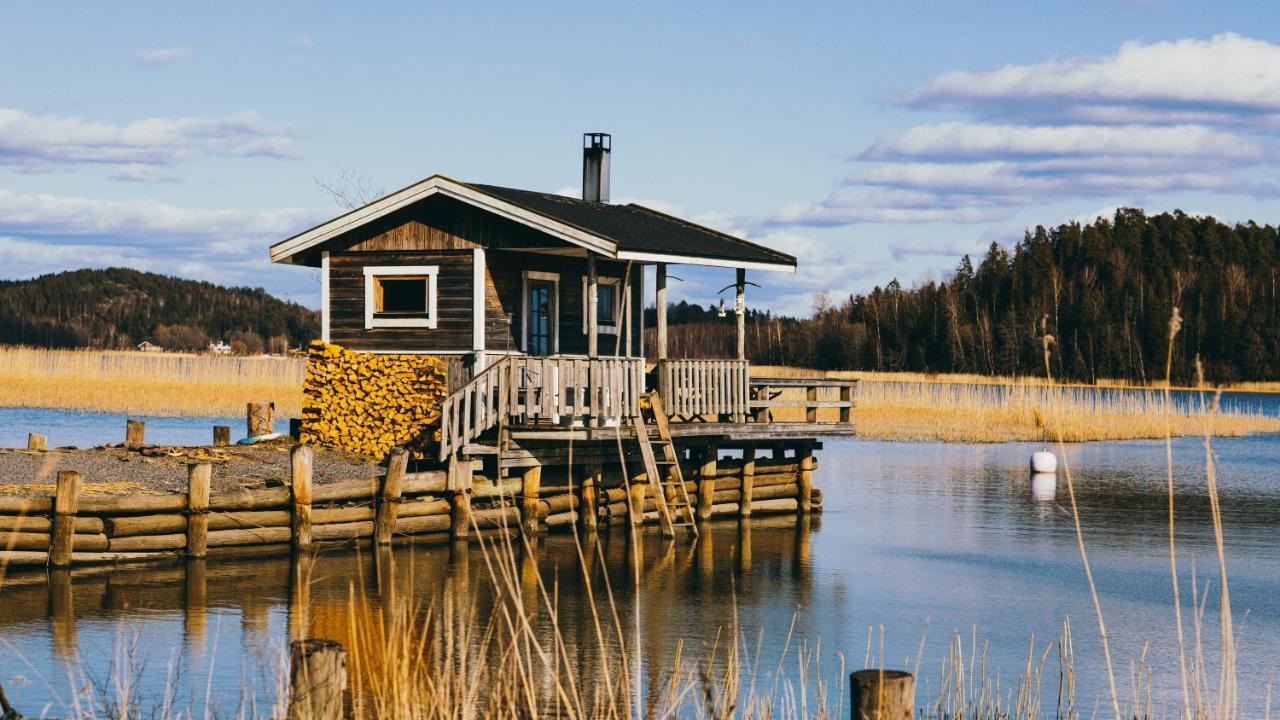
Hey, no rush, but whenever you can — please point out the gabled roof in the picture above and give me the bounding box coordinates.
[269,174,796,272]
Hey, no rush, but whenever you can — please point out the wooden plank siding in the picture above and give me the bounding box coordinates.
[317,193,644,357]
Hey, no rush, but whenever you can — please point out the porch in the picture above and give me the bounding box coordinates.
[438,355,857,461]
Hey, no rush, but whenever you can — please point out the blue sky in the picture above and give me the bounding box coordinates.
[2,1,1279,315]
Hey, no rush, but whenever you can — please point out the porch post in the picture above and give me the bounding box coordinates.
[735,268,746,361]
[656,262,668,361]
[587,253,599,359]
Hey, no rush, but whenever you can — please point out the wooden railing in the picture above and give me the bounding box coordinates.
[748,377,857,424]
[657,359,750,421]
[438,356,645,460]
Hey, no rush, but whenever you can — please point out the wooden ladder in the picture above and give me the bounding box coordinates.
[634,391,698,538]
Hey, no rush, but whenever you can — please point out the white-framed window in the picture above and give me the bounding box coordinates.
[582,276,621,334]
[363,265,438,329]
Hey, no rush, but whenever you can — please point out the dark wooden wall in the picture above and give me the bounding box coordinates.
[327,250,475,352]
[321,195,645,356]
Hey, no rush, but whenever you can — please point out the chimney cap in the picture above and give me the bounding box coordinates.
[583,132,611,150]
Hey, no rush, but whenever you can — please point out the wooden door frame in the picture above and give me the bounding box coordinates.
[521,270,560,355]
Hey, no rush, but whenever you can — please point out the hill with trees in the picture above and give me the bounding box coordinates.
[0,268,319,353]
[653,209,1280,384]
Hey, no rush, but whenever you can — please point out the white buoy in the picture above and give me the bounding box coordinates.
[1030,449,1058,474]
[1030,472,1057,501]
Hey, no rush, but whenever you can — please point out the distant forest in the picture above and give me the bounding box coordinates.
[0,268,319,353]
[651,209,1280,384]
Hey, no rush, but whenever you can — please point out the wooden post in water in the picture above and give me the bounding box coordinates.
[628,475,646,526]
[579,464,600,531]
[798,442,814,513]
[26,432,46,451]
[848,669,915,720]
[184,558,208,653]
[697,445,717,520]
[520,465,542,536]
[247,402,274,438]
[288,551,314,642]
[125,419,146,449]
[290,445,313,550]
[449,453,472,541]
[50,470,83,568]
[375,447,409,545]
[740,446,755,517]
[48,568,77,660]
[186,463,211,558]
[213,425,231,446]
[289,639,347,720]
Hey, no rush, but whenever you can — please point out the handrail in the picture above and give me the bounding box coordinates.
[656,359,750,421]
[748,376,857,424]
[438,356,645,460]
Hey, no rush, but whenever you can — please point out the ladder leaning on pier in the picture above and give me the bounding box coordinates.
[632,391,698,539]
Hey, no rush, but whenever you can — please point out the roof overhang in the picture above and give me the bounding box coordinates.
[615,250,796,273]
[269,175,618,264]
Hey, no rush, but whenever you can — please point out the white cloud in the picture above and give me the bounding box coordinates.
[0,108,298,170]
[862,122,1259,160]
[289,34,314,50]
[908,33,1280,117]
[110,164,181,183]
[132,47,193,66]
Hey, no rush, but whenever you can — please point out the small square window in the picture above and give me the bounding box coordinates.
[363,265,438,329]
[582,276,621,334]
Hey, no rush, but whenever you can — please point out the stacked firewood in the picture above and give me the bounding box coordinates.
[300,341,447,458]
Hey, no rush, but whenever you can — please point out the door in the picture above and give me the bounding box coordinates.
[527,279,556,356]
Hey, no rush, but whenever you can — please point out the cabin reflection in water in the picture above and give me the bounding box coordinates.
[5,515,814,708]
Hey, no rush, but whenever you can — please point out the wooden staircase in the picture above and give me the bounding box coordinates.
[633,391,698,539]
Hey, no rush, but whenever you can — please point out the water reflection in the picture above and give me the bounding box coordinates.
[1030,472,1057,502]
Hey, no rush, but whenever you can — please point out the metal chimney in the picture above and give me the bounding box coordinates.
[582,133,610,203]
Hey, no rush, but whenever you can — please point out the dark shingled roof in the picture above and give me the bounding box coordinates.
[465,182,796,268]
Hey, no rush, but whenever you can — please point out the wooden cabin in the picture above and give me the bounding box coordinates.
[271,135,853,518]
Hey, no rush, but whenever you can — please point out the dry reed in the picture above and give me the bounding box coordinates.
[0,346,305,417]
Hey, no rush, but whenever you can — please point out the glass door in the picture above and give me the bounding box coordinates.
[527,279,555,356]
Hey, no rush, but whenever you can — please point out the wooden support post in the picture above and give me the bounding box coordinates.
[520,465,542,536]
[697,445,717,521]
[628,475,647,526]
[740,446,755,518]
[125,419,145,449]
[288,552,314,642]
[247,402,274,438]
[738,520,752,574]
[26,432,46,451]
[848,669,915,720]
[290,445,313,550]
[840,384,854,424]
[656,262,668,361]
[212,425,231,447]
[186,462,211,558]
[735,268,746,361]
[50,470,83,568]
[587,253,599,359]
[579,464,599,531]
[289,418,303,441]
[806,385,819,423]
[375,448,409,545]
[289,639,347,720]
[798,442,814,513]
[449,454,472,541]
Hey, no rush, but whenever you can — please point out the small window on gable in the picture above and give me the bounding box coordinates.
[363,265,438,329]
[582,276,621,334]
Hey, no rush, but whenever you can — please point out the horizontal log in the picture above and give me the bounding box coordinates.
[109,533,184,552]
[603,501,628,519]
[538,494,578,515]
[0,550,174,567]
[753,472,799,488]
[1,531,108,552]
[106,510,293,537]
[712,489,742,504]
[472,506,520,529]
[472,476,521,499]
[0,515,102,534]
[709,502,740,517]
[751,483,799,501]
[312,477,381,504]
[313,506,374,525]
[403,471,447,495]
[399,498,450,518]
[208,526,292,547]
[206,542,292,559]
[82,494,185,515]
[751,498,799,514]
[602,487,630,503]
[314,521,373,542]
[714,461,803,477]
[213,510,293,531]
[394,514,451,535]
[209,486,290,512]
[0,497,52,514]
[713,478,741,491]
[544,510,577,527]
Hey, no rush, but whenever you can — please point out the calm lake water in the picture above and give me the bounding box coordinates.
[0,407,1278,716]
[0,408,282,448]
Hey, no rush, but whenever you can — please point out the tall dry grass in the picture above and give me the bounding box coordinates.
[0,346,305,417]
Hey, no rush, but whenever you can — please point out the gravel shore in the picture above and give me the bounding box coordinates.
[0,441,382,497]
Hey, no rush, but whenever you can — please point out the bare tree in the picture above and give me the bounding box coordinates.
[314,166,386,210]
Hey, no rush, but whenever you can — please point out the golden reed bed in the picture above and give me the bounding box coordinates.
[751,366,1280,442]
[0,346,305,417]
